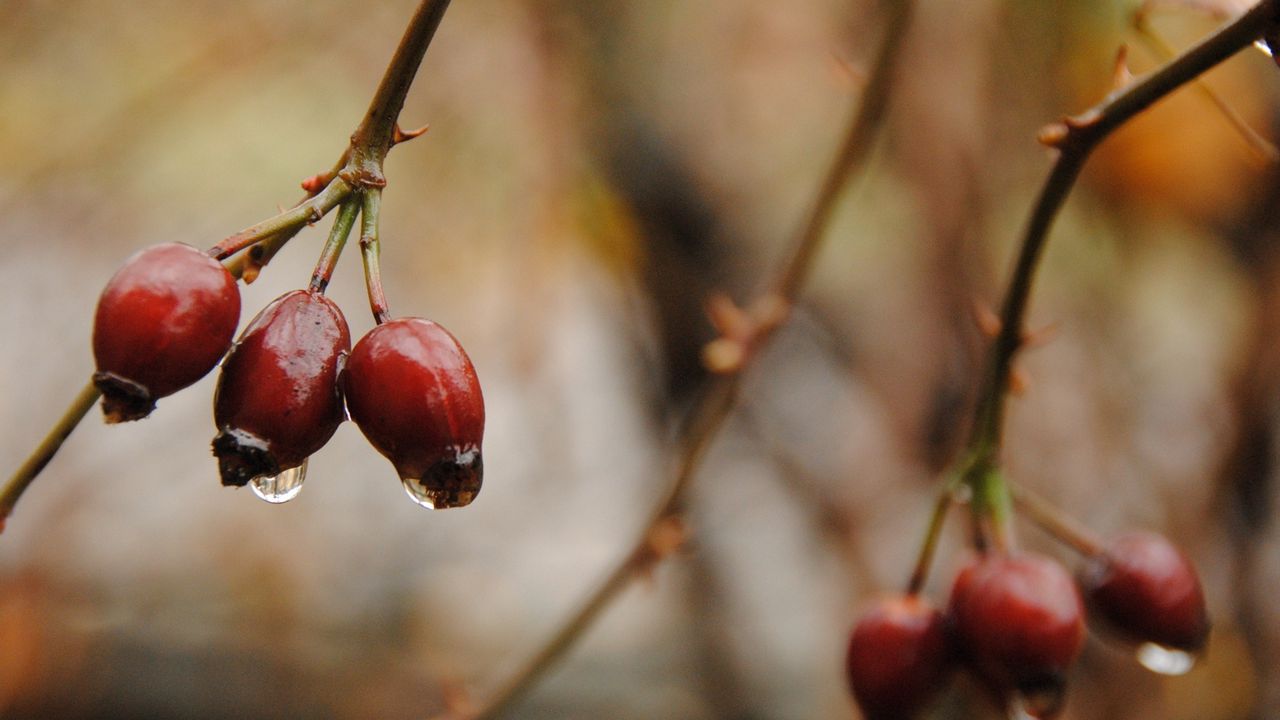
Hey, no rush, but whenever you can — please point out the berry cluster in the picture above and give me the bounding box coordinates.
[91,239,484,509]
[845,531,1207,719]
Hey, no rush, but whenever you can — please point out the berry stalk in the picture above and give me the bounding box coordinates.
[359,189,392,324]
[310,198,361,294]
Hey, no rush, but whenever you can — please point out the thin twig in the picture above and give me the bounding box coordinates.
[359,189,392,324]
[1132,11,1279,163]
[309,198,362,293]
[442,3,915,718]
[0,382,100,531]
[1010,482,1104,557]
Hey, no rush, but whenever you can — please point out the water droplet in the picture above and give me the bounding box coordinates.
[250,459,307,504]
[399,447,483,509]
[952,483,973,503]
[1136,642,1196,675]
[1007,698,1036,720]
[1254,39,1274,58]
[1008,677,1066,719]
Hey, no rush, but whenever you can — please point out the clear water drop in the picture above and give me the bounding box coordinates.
[1254,39,1274,58]
[401,474,476,509]
[250,459,307,504]
[399,447,483,509]
[1136,642,1196,675]
[1007,698,1036,720]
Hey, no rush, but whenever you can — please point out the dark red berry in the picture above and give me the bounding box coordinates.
[343,318,484,509]
[948,553,1084,718]
[1080,532,1209,653]
[212,289,350,486]
[92,243,240,422]
[846,594,954,720]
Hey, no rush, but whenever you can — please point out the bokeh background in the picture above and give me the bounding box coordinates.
[1,0,1278,718]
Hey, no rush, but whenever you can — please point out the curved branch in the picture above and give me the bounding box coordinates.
[442,3,916,717]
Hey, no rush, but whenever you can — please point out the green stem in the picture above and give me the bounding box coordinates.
[309,198,362,294]
[209,178,352,260]
[0,382,101,532]
[359,189,392,323]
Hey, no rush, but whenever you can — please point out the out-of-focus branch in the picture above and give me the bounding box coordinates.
[907,0,1280,579]
[437,3,915,718]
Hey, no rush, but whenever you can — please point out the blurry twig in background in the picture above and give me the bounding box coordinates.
[437,1,915,718]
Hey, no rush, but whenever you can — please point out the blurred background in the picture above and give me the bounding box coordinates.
[1,0,1278,718]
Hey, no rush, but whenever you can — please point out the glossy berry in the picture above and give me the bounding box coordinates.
[948,553,1084,718]
[212,290,350,486]
[1080,532,1209,653]
[343,318,484,509]
[846,594,954,720]
[92,242,240,422]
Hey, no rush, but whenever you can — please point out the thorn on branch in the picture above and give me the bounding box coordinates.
[972,299,1002,338]
[701,293,791,374]
[1112,45,1135,90]
[393,122,430,145]
[635,515,688,581]
[300,173,330,194]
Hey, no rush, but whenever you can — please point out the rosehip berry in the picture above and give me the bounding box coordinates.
[1080,532,1209,654]
[212,289,350,486]
[342,318,484,509]
[92,243,240,422]
[948,553,1084,718]
[846,594,954,720]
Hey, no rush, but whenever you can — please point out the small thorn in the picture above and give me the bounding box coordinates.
[1010,365,1031,396]
[1112,45,1134,90]
[276,203,287,215]
[300,173,328,194]
[1038,122,1070,149]
[702,337,745,374]
[705,293,751,339]
[972,299,1002,338]
[636,515,688,582]
[392,122,430,145]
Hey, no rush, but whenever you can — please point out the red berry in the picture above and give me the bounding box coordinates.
[948,553,1084,718]
[846,594,954,720]
[343,318,484,509]
[92,243,240,422]
[212,290,350,486]
[1080,532,1209,653]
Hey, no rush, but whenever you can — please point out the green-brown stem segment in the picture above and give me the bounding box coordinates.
[310,198,361,294]
[359,189,392,324]
[448,3,915,718]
